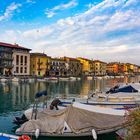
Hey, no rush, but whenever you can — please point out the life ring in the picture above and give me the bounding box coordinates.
[18,135,31,140]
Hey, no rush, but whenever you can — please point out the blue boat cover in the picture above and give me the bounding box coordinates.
[35,90,47,98]
[106,85,138,93]
[0,136,11,140]
[114,85,138,93]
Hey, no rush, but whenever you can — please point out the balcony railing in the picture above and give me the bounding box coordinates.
[0,57,13,61]
[0,64,14,68]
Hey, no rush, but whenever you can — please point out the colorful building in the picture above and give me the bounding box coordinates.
[49,58,67,76]
[61,57,82,77]
[77,58,92,75]
[30,53,49,76]
[106,62,120,75]
[0,42,13,75]
[92,60,107,76]
[0,42,31,76]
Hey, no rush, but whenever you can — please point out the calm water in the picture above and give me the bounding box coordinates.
[0,76,140,140]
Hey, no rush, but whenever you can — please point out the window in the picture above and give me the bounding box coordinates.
[16,55,19,65]
[16,67,19,73]
[24,67,27,73]
[20,67,23,73]
[25,56,27,65]
[21,56,23,65]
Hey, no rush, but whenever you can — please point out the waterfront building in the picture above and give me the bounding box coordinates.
[0,42,31,76]
[92,60,107,76]
[0,42,13,75]
[106,62,121,75]
[12,44,31,76]
[61,57,82,76]
[49,58,67,77]
[30,53,51,76]
[77,58,92,75]
[120,63,128,75]
[138,67,140,74]
[125,63,138,75]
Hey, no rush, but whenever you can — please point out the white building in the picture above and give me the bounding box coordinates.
[12,44,31,76]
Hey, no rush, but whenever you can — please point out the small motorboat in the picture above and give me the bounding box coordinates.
[0,133,19,140]
[16,102,127,139]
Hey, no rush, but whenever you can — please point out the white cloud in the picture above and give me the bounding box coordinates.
[45,0,78,18]
[124,0,139,7]
[26,0,36,4]
[0,2,21,21]
[0,0,140,64]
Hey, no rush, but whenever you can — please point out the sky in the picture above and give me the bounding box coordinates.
[0,0,140,64]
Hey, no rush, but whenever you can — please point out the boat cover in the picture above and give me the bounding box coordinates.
[107,85,138,93]
[17,104,126,135]
[35,90,47,99]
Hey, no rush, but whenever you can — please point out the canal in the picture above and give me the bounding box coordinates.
[0,76,140,140]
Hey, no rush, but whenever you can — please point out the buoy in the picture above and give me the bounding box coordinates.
[18,135,31,140]
[92,129,97,140]
[35,129,40,139]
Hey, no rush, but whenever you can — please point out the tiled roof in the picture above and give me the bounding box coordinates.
[31,53,47,57]
[77,57,92,61]
[0,42,31,50]
[93,60,107,64]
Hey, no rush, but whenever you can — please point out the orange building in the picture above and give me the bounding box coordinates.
[107,62,119,75]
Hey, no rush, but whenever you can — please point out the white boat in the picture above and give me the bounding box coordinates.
[59,77,69,81]
[69,77,77,81]
[76,77,81,80]
[12,77,19,82]
[16,102,127,138]
[0,133,19,140]
[96,76,102,80]
[48,77,58,81]
[87,76,93,80]
[0,78,8,83]
[37,78,46,82]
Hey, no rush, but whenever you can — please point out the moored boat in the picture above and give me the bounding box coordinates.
[0,133,19,140]
[16,102,127,138]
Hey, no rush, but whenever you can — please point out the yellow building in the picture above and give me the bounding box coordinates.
[92,60,107,76]
[30,53,51,76]
[77,58,92,75]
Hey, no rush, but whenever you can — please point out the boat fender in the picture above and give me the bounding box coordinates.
[92,129,97,140]
[18,135,31,140]
[35,129,40,139]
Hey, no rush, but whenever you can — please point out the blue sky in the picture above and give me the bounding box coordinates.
[0,0,140,64]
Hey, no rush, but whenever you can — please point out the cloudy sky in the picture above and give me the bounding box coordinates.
[0,0,140,64]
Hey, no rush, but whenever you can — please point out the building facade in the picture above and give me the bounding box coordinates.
[77,58,92,75]
[106,62,121,76]
[49,58,67,77]
[0,43,13,75]
[0,42,31,76]
[30,53,50,76]
[61,57,82,77]
[92,60,107,76]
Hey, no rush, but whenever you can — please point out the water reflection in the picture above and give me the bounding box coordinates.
[0,76,140,138]
[0,76,139,114]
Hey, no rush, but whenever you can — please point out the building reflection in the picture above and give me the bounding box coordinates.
[0,76,140,114]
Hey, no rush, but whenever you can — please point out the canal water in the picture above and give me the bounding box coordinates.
[0,76,140,140]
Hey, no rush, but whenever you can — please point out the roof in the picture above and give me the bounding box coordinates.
[93,60,107,64]
[77,57,92,62]
[62,57,81,62]
[0,42,31,51]
[31,53,47,57]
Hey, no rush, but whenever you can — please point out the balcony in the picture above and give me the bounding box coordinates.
[37,62,43,65]
[0,57,13,61]
[0,49,12,53]
[0,64,14,68]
